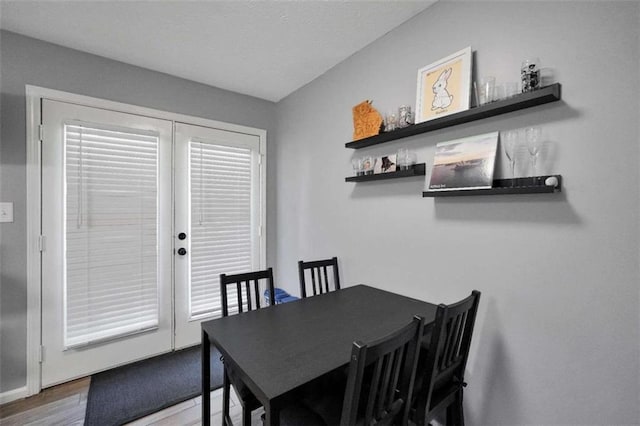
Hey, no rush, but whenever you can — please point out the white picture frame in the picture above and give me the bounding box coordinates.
[415,47,472,124]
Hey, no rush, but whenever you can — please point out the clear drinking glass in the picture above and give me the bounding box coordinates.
[478,76,495,105]
[493,84,506,101]
[521,57,541,92]
[385,112,398,132]
[525,127,543,179]
[408,150,417,167]
[351,158,363,176]
[504,82,518,98]
[397,106,413,128]
[397,148,410,170]
[502,130,519,185]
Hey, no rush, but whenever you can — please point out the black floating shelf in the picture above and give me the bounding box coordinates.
[422,175,562,197]
[346,84,562,149]
[346,163,426,182]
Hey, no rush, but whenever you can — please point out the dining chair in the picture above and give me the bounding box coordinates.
[298,256,341,298]
[411,290,481,426]
[280,315,425,426]
[219,268,276,426]
[220,267,276,316]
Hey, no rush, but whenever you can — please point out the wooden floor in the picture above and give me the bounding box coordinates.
[0,377,264,426]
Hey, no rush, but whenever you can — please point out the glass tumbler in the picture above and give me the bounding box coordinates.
[504,82,519,98]
[397,148,410,170]
[397,106,413,128]
[521,57,541,92]
[478,76,495,105]
[351,158,363,176]
[385,112,398,132]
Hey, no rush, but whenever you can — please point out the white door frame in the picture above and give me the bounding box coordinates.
[25,85,267,396]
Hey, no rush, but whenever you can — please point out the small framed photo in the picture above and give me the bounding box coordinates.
[374,154,397,174]
[415,47,472,124]
[426,131,499,191]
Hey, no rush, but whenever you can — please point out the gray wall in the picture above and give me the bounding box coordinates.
[0,30,277,392]
[275,1,639,424]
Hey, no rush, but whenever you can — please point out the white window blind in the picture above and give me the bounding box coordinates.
[64,122,160,348]
[190,140,254,318]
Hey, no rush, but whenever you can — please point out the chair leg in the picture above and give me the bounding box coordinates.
[446,391,464,426]
[223,368,231,426]
[242,405,252,426]
[412,393,427,426]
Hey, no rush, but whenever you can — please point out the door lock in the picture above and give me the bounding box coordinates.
[177,248,187,256]
[178,232,187,240]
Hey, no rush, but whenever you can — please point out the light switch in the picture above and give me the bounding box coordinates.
[0,202,14,223]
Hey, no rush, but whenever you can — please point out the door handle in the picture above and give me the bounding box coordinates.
[177,248,187,256]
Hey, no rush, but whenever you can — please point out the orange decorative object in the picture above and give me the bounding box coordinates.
[352,100,383,141]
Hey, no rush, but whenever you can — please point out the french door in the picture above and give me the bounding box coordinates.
[40,99,263,386]
[174,123,262,348]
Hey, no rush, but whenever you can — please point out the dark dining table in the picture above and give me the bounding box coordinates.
[201,284,438,426]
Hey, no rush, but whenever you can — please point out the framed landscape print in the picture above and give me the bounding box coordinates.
[415,47,472,124]
[426,131,499,191]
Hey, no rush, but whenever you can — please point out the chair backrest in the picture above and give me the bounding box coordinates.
[341,316,425,426]
[219,268,276,317]
[298,257,341,298]
[413,291,481,423]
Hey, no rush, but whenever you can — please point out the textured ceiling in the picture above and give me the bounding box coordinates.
[0,1,435,102]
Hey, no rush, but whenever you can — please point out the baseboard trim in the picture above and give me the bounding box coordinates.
[0,386,29,405]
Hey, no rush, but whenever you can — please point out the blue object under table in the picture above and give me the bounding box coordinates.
[264,288,300,305]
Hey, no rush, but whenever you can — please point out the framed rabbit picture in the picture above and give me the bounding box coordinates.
[415,47,472,124]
